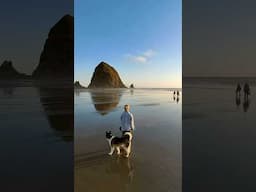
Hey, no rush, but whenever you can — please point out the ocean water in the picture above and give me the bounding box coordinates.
[0,84,73,191]
[75,88,182,192]
[183,78,256,192]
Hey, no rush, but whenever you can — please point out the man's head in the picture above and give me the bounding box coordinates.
[124,104,130,112]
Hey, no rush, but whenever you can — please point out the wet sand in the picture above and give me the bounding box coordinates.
[75,88,182,192]
[183,78,256,192]
[0,83,73,191]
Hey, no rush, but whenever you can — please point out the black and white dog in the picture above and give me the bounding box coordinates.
[106,131,133,157]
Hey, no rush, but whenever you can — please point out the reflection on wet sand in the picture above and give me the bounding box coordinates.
[2,87,15,96]
[76,154,134,192]
[173,95,180,103]
[38,86,73,141]
[75,89,182,192]
[130,89,134,95]
[243,98,250,112]
[89,89,123,115]
[235,94,241,107]
[235,91,250,112]
[0,83,73,191]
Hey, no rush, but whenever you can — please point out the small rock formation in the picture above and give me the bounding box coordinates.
[129,84,134,88]
[88,61,126,88]
[32,14,74,80]
[0,60,30,80]
[74,81,85,89]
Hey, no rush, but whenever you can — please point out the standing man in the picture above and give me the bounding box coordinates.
[120,104,135,134]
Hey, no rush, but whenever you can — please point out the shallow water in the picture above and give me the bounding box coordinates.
[183,78,256,192]
[75,88,182,192]
[0,84,73,191]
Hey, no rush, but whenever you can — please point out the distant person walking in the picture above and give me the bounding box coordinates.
[236,83,241,96]
[243,83,250,100]
[120,104,135,134]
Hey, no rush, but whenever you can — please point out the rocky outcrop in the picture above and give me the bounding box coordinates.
[88,62,126,88]
[32,14,74,80]
[0,60,30,80]
[129,84,134,88]
[74,81,85,89]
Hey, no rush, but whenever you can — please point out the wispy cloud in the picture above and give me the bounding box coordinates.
[125,49,156,64]
[132,55,148,63]
[142,49,156,57]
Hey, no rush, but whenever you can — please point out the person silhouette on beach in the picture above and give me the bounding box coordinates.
[120,104,135,134]
[243,83,250,100]
[236,83,241,96]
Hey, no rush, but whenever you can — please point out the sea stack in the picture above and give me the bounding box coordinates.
[88,62,126,88]
[130,84,134,88]
[32,14,74,80]
[74,81,85,89]
[0,60,30,80]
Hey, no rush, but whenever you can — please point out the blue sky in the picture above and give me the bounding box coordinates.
[75,0,181,88]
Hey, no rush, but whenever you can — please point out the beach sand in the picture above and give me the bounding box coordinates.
[0,84,73,191]
[75,88,182,192]
[183,78,256,191]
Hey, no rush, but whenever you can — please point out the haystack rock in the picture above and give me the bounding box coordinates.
[88,62,126,88]
[0,60,30,80]
[32,14,74,80]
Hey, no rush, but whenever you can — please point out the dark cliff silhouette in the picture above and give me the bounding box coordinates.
[32,14,74,80]
[88,62,126,88]
[0,60,30,80]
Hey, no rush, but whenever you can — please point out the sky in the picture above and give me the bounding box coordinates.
[75,0,182,88]
[183,0,256,77]
[0,0,73,75]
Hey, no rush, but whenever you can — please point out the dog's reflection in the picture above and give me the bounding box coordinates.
[117,156,134,183]
[106,155,134,185]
